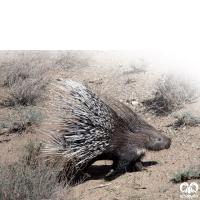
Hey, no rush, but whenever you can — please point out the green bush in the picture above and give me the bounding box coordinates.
[8,108,43,133]
[172,112,200,127]
[0,120,8,134]
[23,108,43,127]
[0,120,7,129]
[173,167,200,183]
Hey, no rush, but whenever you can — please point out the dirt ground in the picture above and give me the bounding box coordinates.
[0,51,200,200]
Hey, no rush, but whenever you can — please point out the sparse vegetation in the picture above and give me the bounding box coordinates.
[8,77,49,106]
[0,120,7,129]
[129,194,142,200]
[1,51,92,106]
[0,108,43,134]
[0,140,59,200]
[0,51,95,198]
[3,63,33,87]
[2,58,50,106]
[5,70,49,106]
[55,50,91,70]
[171,112,200,128]
[0,120,7,134]
[173,167,200,183]
[123,59,148,75]
[24,108,43,126]
[142,73,200,115]
[130,59,148,74]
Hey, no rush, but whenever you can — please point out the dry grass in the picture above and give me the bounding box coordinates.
[54,50,91,70]
[0,140,59,200]
[0,50,93,199]
[2,55,50,106]
[142,73,200,115]
[123,59,148,75]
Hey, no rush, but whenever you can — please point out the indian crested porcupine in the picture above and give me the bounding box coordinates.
[42,79,171,177]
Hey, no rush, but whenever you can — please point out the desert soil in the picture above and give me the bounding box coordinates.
[0,51,200,200]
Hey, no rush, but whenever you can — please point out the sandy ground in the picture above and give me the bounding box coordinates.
[0,50,200,200]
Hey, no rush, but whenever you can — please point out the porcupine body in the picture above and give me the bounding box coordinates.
[42,79,171,177]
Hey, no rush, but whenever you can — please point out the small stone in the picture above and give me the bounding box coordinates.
[131,101,139,106]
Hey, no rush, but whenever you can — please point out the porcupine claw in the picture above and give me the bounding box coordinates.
[134,161,148,171]
[105,169,115,177]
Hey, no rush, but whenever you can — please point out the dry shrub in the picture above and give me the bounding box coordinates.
[8,77,49,106]
[54,50,91,70]
[2,51,53,81]
[2,54,50,106]
[123,59,148,75]
[1,51,92,106]
[11,108,43,133]
[142,73,200,115]
[0,140,59,200]
[3,64,31,87]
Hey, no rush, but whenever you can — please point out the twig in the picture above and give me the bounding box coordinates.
[87,183,112,190]
[80,183,112,198]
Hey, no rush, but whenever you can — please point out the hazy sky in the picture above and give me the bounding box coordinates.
[0,50,200,80]
[101,50,200,81]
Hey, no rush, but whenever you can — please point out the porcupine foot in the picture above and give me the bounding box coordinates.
[105,158,129,178]
[105,158,148,179]
[133,160,148,171]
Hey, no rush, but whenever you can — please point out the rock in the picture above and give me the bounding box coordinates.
[131,101,139,106]
[89,79,103,84]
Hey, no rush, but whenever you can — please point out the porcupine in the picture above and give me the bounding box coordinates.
[42,79,171,178]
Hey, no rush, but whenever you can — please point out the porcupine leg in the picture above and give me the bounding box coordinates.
[133,160,143,171]
[130,158,148,171]
[106,158,147,177]
[106,158,129,177]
